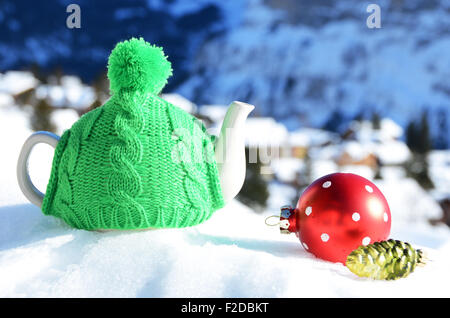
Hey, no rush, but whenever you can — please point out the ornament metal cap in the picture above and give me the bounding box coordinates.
[280,205,297,234]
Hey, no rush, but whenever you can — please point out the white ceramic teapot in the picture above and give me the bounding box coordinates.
[17,101,254,207]
[16,37,256,231]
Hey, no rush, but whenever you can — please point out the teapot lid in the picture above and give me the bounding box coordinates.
[107,37,173,95]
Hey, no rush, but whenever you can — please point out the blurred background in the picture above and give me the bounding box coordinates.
[0,0,449,234]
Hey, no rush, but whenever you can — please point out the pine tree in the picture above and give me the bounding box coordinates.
[374,157,383,180]
[31,98,56,133]
[51,66,64,85]
[435,108,448,149]
[407,111,432,154]
[406,121,418,151]
[404,154,434,189]
[82,71,109,115]
[236,147,269,210]
[418,111,432,154]
[371,111,381,130]
[323,110,346,133]
[30,63,47,84]
[352,110,365,122]
[91,71,109,102]
[405,111,434,189]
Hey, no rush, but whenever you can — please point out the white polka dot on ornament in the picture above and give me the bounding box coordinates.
[321,233,330,242]
[365,185,373,193]
[383,212,389,222]
[322,181,332,188]
[352,212,360,222]
[362,237,371,246]
[305,206,312,216]
[302,242,309,250]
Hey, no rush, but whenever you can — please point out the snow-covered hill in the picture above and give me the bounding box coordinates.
[178,0,450,142]
[1,0,449,146]
[1,104,450,297]
[0,0,243,90]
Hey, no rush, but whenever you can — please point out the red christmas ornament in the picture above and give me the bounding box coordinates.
[279,173,391,264]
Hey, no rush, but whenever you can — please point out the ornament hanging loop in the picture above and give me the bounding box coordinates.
[264,215,280,226]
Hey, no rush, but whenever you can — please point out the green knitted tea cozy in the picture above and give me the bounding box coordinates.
[41,37,225,230]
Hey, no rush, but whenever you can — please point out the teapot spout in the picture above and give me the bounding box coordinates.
[214,101,254,203]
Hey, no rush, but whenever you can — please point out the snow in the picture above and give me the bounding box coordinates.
[266,182,297,211]
[8,198,441,297]
[35,75,95,110]
[375,178,443,224]
[288,128,337,147]
[176,0,450,146]
[1,105,450,297]
[350,119,404,143]
[161,93,197,114]
[379,118,404,140]
[271,158,304,183]
[0,71,38,95]
[341,141,372,161]
[311,160,338,181]
[339,165,375,180]
[429,150,450,200]
[0,92,14,107]
[198,104,228,123]
[375,140,411,165]
[51,109,80,136]
[306,123,411,166]
[244,117,289,147]
[333,139,410,166]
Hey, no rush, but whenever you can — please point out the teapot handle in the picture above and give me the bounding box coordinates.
[17,131,60,207]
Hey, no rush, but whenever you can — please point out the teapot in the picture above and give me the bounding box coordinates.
[17,38,254,231]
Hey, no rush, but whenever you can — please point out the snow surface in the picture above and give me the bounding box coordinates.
[243,117,289,147]
[161,93,197,114]
[198,104,228,123]
[0,92,14,108]
[0,71,38,95]
[271,158,304,183]
[429,150,450,201]
[288,128,337,147]
[1,105,450,297]
[50,109,80,136]
[306,119,412,166]
[35,75,95,110]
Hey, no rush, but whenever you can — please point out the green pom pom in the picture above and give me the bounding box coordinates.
[107,37,173,94]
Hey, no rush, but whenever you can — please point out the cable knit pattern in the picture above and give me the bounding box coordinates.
[167,100,210,226]
[107,90,146,228]
[40,38,225,230]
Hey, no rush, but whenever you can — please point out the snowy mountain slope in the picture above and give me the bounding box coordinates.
[0,0,244,90]
[177,0,450,141]
[1,105,450,297]
[1,0,449,145]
